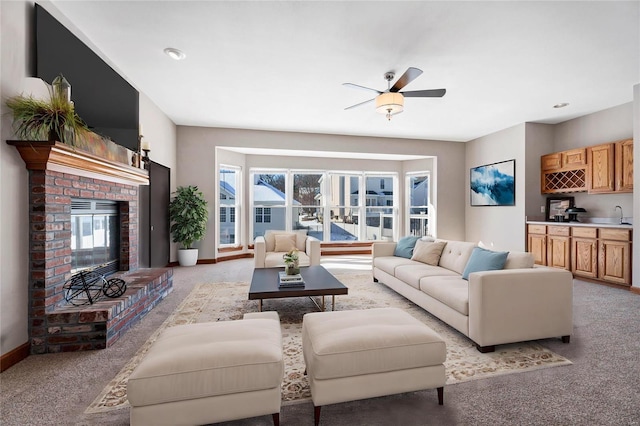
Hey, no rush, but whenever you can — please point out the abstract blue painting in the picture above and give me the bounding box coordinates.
[470,159,515,206]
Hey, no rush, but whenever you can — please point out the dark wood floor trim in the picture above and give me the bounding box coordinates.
[218,246,245,253]
[1,341,30,372]
[576,276,633,291]
[631,286,640,295]
[168,253,253,267]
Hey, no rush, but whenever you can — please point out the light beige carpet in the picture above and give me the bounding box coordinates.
[85,273,571,414]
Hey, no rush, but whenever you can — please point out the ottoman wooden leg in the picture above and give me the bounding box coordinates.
[272,412,280,426]
[314,405,322,426]
[437,387,444,405]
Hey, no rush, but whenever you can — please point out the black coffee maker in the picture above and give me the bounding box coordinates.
[565,207,587,222]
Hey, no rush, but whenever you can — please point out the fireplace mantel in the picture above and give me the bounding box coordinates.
[7,140,149,186]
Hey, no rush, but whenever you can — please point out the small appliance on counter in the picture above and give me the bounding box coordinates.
[565,207,587,222]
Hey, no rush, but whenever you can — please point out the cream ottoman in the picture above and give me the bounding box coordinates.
[127,311,284,426]
[302,307,446,425]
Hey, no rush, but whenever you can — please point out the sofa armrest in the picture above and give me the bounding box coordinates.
[306,236,321,266]
[254,236,266,268]
[468,267,573,348]
[372,242,397,259]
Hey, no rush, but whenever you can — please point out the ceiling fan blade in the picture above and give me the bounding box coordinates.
[344,98,376,110]
[342,83,382,95]
[400,88,446,98]
[390,67,423,92]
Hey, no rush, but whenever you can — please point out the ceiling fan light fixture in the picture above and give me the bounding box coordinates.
[376,92,404,120]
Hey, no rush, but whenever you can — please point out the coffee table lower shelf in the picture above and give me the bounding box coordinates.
[248,266,348,312]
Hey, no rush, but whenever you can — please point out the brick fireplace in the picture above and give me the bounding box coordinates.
[9,140,173,354]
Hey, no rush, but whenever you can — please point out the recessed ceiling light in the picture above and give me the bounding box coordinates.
[553,102,569,109]
[164,48,186,61]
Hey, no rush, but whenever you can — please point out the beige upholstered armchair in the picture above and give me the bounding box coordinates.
[254,230,321,268]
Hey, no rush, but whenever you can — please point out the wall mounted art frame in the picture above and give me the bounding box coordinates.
[470,159,515,206]
[546,196,574,221]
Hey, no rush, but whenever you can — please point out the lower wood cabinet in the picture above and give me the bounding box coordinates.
[546,226,571,270]
[527,224,632,286]
[598,229,632,285]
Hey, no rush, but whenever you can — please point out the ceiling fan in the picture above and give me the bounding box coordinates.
[343,67,446,120]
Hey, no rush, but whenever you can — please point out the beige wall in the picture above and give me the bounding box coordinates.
[0,0,176,356]
[1,0,33,358]
[465,124,527,251]
[176,126,467,262]
[524,123,555,220]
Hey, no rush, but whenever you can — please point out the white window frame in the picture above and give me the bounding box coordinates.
[405,171,432,238]
[217,164,242,248]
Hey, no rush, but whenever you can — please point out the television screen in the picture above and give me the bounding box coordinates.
[35,4,139,151]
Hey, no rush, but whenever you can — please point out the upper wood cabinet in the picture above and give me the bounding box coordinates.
[587,143,615,193]
[615,139,633,192]
[562,148,586,168]
[541,149,587,193]
[541,139,632,194]
[541,153,562,171]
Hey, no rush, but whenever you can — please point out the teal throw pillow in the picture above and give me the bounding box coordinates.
[394,236,420,258]
[462,247,509,280]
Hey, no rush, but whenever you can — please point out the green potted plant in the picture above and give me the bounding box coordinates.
[5,74,89,146]
[169,185,209,266]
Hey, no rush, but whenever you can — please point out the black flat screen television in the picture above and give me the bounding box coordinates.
[35,4,139,151]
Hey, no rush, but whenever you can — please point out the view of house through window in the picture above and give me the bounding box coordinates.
[293,173,323,240]
[219,168,428,244]
[249,170,398,242]
[327,174,360,241]
[252,172,286,238]
[407,173,430,237]
[219,166,240,245]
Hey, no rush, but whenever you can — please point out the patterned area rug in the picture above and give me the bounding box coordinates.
[85,273,571,414]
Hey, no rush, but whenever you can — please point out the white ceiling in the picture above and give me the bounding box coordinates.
[49,1,639,143]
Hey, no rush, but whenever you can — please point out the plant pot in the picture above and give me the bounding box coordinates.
[285,261,300,275]
[178,248,199,267]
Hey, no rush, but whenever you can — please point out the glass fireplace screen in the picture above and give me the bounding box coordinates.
[71,199,119,275]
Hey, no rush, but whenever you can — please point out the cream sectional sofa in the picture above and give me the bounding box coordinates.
[372,239,573,352]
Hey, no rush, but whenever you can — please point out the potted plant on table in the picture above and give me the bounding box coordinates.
[283,249,300,275]
[169,185,209,266]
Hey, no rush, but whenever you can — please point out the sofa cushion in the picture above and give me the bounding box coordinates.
[420,276,469,316]
[394,236,420,258]
[438,240,477,275]
[504,251,535,269]
[373,256,416,276]
[265,251,311,268]
[127,317,283,407]
[461,247,509,280]
[395,263,458,289]
[302,308,446,380]
[411,240,446,265]
[274,234,297,253]
[264,230,307,252]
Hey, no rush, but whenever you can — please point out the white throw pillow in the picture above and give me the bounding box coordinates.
[264,230,308,252]
[274,234,297,253]
[411,240,447,266]
[504,251,535,269]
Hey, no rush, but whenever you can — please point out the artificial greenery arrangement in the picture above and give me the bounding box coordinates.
[5,74,89,146]
[169,185,209,249]
[283,249,300,275]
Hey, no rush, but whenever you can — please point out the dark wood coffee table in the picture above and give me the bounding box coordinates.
[249,266,348,312]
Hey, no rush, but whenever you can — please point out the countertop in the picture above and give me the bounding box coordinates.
[526,220,633,229]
